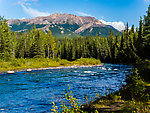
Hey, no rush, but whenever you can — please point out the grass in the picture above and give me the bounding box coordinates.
[0,58,101,72]
[82,94,150,113]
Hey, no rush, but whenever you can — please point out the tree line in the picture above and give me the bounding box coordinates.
[0,5,150,63]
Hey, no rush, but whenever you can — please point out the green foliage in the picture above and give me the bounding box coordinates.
[137,60,150,81]
[126,69,149,101]
[80,27,120,37]
[47,30,56,59]
[59,23,80,32]
[30,28,45,58]
[123,99,150,113]
[0,58,101,72]
[75,58,101,65]
[10,58,21,67]
[0,17,13,60]
[61,85,83,113]
[51,102,58,113]
[10,22,46,32]
[51,85,86,113]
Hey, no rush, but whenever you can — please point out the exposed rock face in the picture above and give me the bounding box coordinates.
[7,13,119,37]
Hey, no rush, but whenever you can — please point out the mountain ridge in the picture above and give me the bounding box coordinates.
[7,13,120,37]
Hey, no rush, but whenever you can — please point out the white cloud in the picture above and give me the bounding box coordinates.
[21,17,26,19]
[100,19,125,31]
[144,0,150,3]
[75,11,92,16]
[145,0,150,2]
[17,0,50,17]
[21,4,50,17]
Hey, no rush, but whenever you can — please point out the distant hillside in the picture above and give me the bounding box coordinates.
[7,13,120,37]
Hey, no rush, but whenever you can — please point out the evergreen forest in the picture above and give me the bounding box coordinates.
[0,6,149,66]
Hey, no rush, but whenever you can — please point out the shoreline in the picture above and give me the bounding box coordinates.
[0,63,104,74]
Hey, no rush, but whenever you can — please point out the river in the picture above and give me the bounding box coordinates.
[0,63,132,112]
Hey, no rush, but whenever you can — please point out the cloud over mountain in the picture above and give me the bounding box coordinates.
[99,20,125,31]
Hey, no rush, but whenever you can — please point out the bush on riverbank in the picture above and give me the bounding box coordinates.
[74,58,101,65]
[136,59,150,82]
[51,85,85,113]
[124,68,149,101]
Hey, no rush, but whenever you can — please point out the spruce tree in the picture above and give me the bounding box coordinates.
[11,32,17,58]
[30,28,45,58]
[0,17,12,60]
[143,5,150,59]
[136,17,144,57]
[48,30,56,59]
[16,36,25,58]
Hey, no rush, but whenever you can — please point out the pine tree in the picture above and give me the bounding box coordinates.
[131,25,135,34]
[30,28,45,58]
[0,17,12,60]
[24,31,34,58]
[11,32,17,58]
[143,5,150,59]
[112,32,120,61]
[47,30,56,59]
[16,36,25,58]
[136,17,144,57]
[61,37,67,59]
[119,31,127,62]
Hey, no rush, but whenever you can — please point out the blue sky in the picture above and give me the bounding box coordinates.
[0,0,149,30]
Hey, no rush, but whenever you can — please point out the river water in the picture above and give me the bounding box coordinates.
[0,63,132,112]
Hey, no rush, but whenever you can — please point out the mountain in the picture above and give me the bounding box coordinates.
[7,13,120,37]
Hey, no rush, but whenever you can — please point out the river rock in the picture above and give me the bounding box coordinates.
[27,69,32,72]
[7,71,15,74]
[114,69,118,71]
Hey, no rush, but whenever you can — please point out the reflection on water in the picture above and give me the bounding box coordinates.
[0,63,132,112]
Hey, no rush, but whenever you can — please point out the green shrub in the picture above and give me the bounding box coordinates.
[10,59,21,67]
[59,59,71,66]
[51,85,86,113]
[124,99,150,112]
[125,69,149,101]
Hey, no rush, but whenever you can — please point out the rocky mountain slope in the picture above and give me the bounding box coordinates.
[7,13,120,37]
